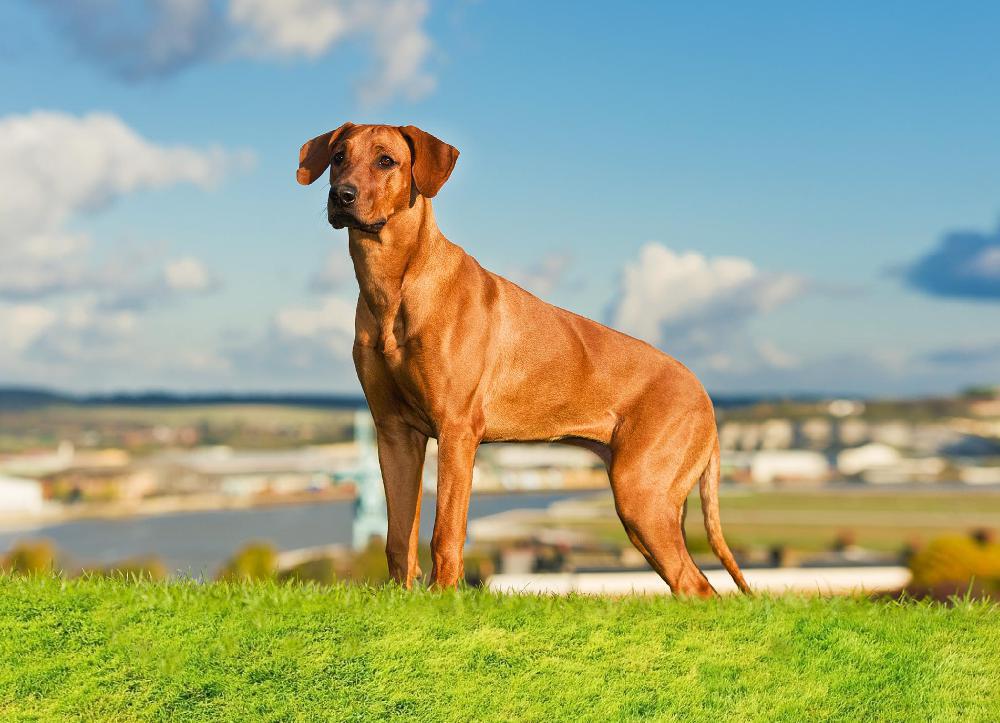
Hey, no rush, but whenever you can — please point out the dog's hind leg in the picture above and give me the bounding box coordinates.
[608,424,716,597]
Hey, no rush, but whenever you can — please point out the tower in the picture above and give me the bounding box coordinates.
[351,409,386,549]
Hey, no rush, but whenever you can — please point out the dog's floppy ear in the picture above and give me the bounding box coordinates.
[398,125,459,198]
[297,122,354,185]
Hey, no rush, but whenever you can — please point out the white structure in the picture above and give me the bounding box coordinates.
[837,443,901,477]
[749,450,828,485]
[0,475,44,515]
[484,444,599,470]
[870,422,914,448]
[760,419,794,450]
[800,418,832,448]
[959,466,1000,485]
[861,457,946,484]
[351,411,387,550]
[488,566,911,596]
[0,441,74,477]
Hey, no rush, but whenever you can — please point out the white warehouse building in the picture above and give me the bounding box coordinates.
[0,475,45,516]
[750,450,829,485]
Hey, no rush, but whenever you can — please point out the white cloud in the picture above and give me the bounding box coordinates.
[34,0,438,106]
[0,304,56,353]
[230,0,435,106]
[508,252,573,297]
[0,110,247,300]
[310,250,356,292]
[0,297,137,366]
[164,257,213,292]
[0,111,232,240]
[274,295,357,360]
[754,340,800,370]
[611,244,804,349]
[359,0,435,105]
[608,243,806,378]
[228,0,356,58]
[33,0,223,81]
[223,295,360,388]
[0,110,240,386]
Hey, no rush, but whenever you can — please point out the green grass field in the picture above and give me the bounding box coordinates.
[551,488,1000,554]
[1,577,998,721]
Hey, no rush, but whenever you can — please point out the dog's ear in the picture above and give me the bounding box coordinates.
[398,125,459,198]
[297,122,354,185]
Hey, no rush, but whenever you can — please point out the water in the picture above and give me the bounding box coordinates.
[0,490,598,576]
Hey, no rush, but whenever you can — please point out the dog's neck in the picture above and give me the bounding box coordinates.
[347,194,452,352]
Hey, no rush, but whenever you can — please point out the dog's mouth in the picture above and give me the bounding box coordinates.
[329,212,386,234]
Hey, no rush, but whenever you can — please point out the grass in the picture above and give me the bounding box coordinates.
[1,577,999,721]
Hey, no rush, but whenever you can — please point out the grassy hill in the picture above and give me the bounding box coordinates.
[1,577,998,721]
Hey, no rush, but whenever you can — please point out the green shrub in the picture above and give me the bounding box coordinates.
[1,540,57,575]
[216,542,278,582]
[909,533,1000,588]
[278,556,339,586]
[348,537,391,583]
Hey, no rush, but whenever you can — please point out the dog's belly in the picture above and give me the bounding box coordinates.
[481,375,621,444]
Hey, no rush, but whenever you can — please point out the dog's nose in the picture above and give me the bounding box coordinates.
[335,184,357,207]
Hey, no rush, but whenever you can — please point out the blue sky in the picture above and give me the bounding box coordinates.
[1,1,998,396]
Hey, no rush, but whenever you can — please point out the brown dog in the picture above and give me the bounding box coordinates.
[298,123,750,596]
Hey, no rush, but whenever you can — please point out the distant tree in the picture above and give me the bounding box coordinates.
[909,532,1000,590]
[349,537,391,584]
[961,384,1000,399]
[278,556,339,586]
[1,540,57,575]
[216,542,278,582]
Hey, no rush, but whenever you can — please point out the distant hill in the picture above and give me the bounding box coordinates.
[0,387,75,409]
[0,387,367,410]
[0,385,832,412]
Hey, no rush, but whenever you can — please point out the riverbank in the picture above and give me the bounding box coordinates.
[0,490,591,574]
[0,485,358,533]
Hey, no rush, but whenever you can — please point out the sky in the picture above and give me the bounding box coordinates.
[1,1,999,397]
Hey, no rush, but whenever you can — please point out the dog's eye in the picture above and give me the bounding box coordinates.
[333,152,345,165]
[377,155,395,168]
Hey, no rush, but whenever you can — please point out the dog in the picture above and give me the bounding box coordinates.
[297,123,750,596]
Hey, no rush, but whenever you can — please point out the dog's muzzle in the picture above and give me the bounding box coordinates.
[328,211,386,234]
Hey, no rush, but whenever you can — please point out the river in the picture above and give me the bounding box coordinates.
[0,490,599,576]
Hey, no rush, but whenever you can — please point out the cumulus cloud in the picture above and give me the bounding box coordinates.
[0,294,235,388]
[103,257,221,312]
[224,295,359,388]
[609,243,805,360]
[33,0,437,105]
[163,256,214,292]
[0,297,136,367]
[28,300,139,365]
[508,252,573,298]
[274,295,356,360]
[0,110,246,301]
[228,0,436,104]
[0,110,239,384]
[33,0,223,81]
[0,304,56,353]
[902,222,1000,301]
[309,250,355,293]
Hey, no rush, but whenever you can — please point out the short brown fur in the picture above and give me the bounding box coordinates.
[298,123,749,596]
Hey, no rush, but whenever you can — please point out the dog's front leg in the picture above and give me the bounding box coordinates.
[374,420,428,587]
[430,428,480,588]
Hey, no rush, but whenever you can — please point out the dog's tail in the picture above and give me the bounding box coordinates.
[699,440,751,594]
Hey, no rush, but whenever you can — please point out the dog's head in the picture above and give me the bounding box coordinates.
[297,123,459,234]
